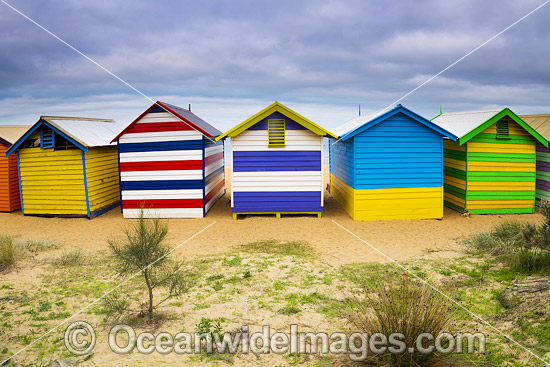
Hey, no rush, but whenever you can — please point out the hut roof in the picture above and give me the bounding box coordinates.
[0,125,30,147]
[432,108,548,147]
[216,101,337,140]
[112,101,222,142]
[7,116,122,156]
[520,114,550,141]
[333,104,457,141]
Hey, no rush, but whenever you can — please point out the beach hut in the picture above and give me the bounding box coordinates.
[330,104,457,220]
[6,116,122,218]
[111,101,224,218]
[519,114,550,205]
[0,125,29,212]
[432,108,548,214]
[216,101,337,219]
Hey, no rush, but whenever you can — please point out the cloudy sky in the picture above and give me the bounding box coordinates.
[0,0,548,131]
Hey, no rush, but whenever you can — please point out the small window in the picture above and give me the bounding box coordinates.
[268,119,285,147]
[40,127,55,148]
[496,121,510,139]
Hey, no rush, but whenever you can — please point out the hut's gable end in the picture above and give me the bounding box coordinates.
[84,146,120,215]
[353,112,444,190]
[18,148,87,215]
[231,113,323,214]
[118,109,207,219]
[464,118,536,214]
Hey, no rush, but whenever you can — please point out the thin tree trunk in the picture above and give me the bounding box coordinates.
[144,269,154,320]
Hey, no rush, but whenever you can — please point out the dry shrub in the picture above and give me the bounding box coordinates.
[347,274,457,366]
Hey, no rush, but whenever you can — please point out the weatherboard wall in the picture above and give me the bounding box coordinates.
[535,143,550,204]
[330,111,446,220]
[85,146,120,216]
[118,109,224,218]
[0,142,21,212]
[230,114,324,214]
[443,118,537,214]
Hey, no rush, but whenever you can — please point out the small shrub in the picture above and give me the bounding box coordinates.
[463,221,524,255]
[195,317,224,341]
[224,256,242,267]
[347,274,456,366]
[242,270,251,279]
[508,248,550,274]
[0,235,17,271]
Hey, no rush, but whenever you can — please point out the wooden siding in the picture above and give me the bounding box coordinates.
[331,111,445,220]
[534,143,550,205]
[204,139,225,212]
[0,143,21,212]
[85,146,120,215]
[118,109,223,218]
[231,114,324,214]
[443,119,536,214]
[19,148,87,215]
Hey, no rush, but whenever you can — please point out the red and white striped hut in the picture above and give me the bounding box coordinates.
[112,101,224,218]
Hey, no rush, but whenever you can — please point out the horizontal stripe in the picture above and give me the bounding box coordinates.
[232,191,322,213]
[467,191,534,200]
[467,171,535,181]
[205,166,225,185]
[537,161,550,170]
[119,150,203,163]
[118,140,203,153]
[468,181,535,191]
[469,134,535,144]
[126,122,194,134]
[537,144,550,153]
[443,149,466,161]
[232,171,322,192]
[443,167,467,180]
[536,179,550,191]
[469,208,534,214]
[468,152,535,163]
[466,200,534,209]
[205,180,225,204]
[119,130,202,143]
[444,175,466,190]
[233,150,321,172]
[122,199,203,209]
[205,144,223,156]
[444,192,466,207]
[467,142,535,154]
[468,161,535,172]
[205,152,223,166]
[205,160,223,176]
[120,160,202,171]
[123,208,203,218]
[120,170,203,181]
[444,157,466,171]
[120,180,204,190]
[121,189,203,200]
[444,184,466,198]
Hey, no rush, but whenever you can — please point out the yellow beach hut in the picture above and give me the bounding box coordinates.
[6,116,122,218]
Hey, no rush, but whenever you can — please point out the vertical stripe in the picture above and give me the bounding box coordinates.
[117,138,123,213]
[17,152,23,214]
[81,150,91,218]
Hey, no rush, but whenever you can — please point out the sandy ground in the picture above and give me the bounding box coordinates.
[0,166,543,266]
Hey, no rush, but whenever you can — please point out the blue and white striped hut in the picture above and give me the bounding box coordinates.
[216,102,337,219]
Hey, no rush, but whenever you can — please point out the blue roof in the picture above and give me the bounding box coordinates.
[334,104,458,142]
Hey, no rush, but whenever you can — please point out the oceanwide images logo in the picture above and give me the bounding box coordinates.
[65,322,486,361]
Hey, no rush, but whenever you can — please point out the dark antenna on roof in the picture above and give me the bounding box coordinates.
[358,104,361,116]
[189,104,191,112]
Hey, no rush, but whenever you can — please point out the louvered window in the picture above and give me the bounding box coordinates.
[496,121,510,139]
[268,119,285,147]
[40,127,55,148]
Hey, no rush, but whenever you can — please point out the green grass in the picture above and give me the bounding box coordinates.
[239,240,316,259]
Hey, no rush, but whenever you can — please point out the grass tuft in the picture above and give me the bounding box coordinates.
[239,240,316,259]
